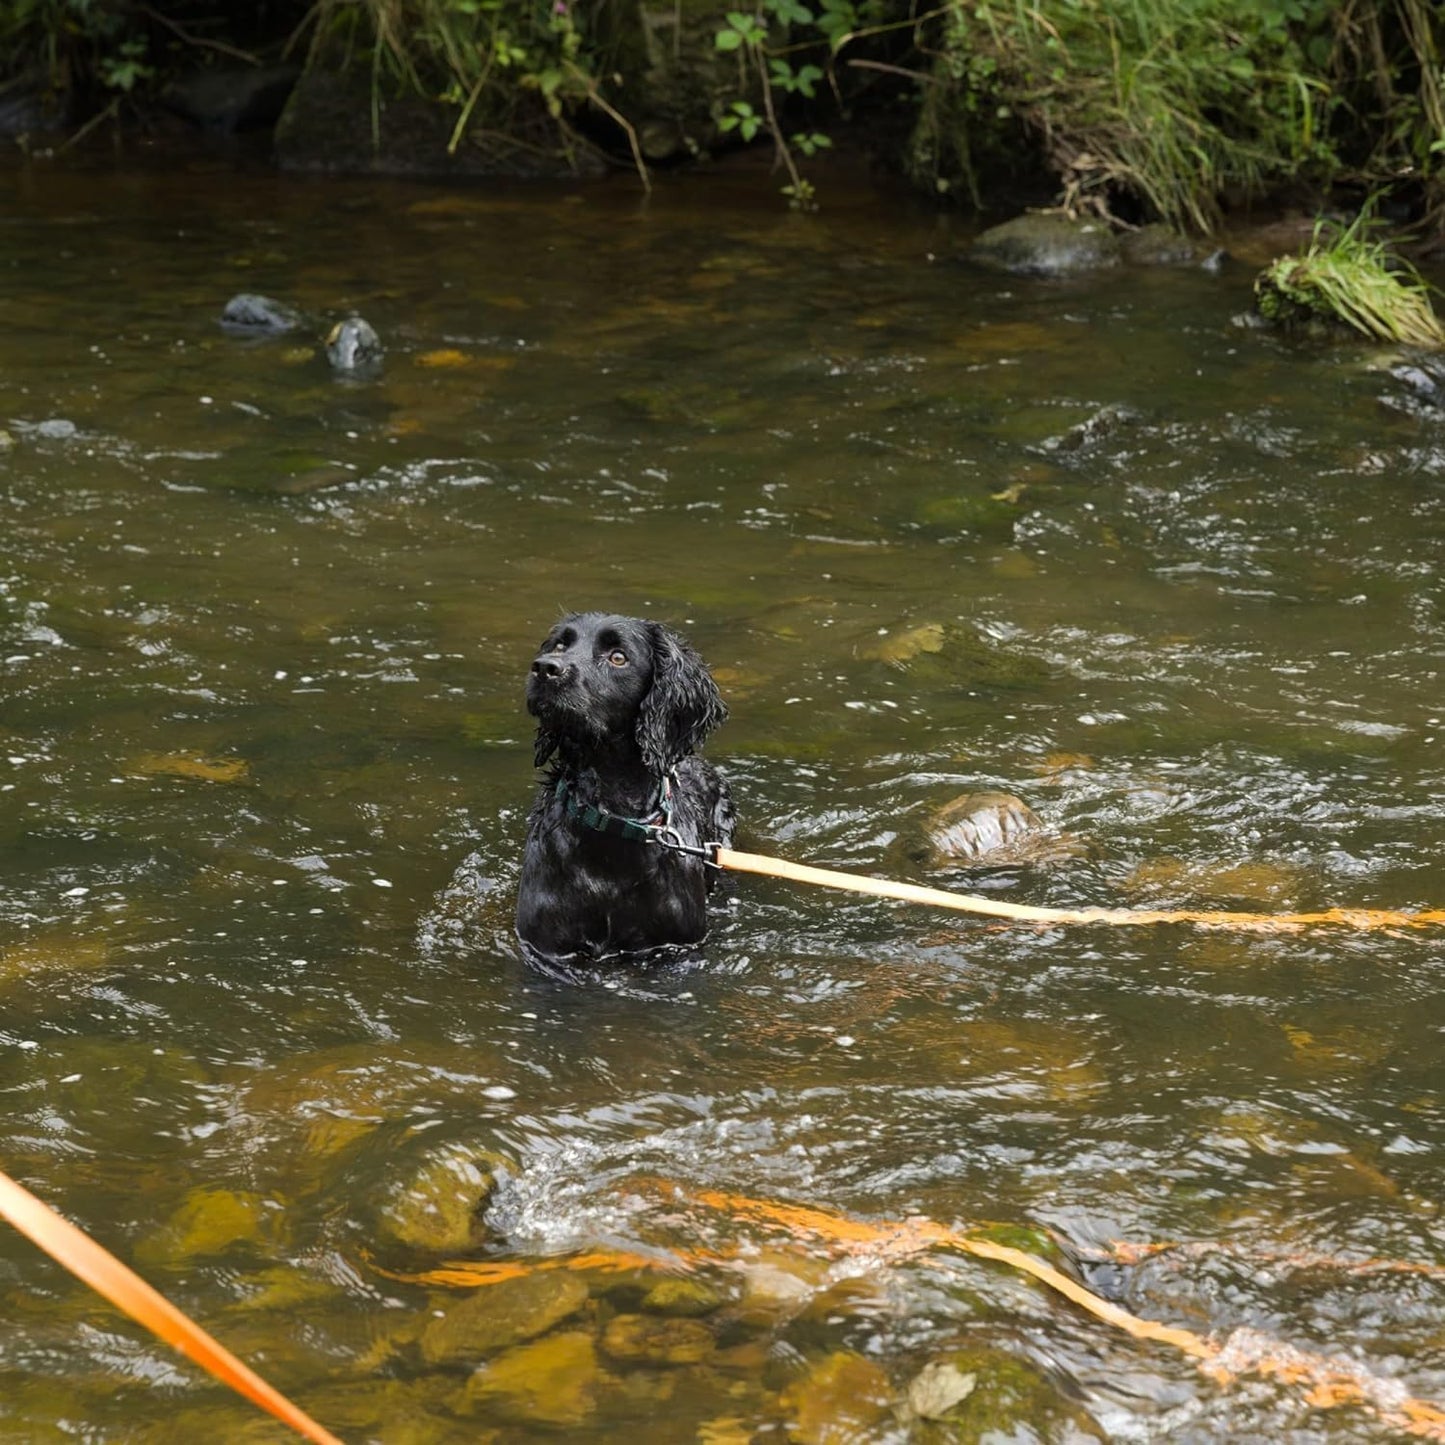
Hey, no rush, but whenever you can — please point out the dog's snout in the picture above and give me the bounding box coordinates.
[531,656,566,680]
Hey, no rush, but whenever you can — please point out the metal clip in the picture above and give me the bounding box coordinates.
[652,827,722,868]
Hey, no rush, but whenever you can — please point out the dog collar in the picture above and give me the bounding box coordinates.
[555,772,675,844]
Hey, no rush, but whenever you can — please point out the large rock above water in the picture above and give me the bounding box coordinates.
[970,213,1122,275]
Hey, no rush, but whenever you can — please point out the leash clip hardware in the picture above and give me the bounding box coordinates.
[652,828,722,868]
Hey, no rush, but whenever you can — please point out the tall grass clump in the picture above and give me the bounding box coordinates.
[1255,210,1445,346]
[909,0,1337,231]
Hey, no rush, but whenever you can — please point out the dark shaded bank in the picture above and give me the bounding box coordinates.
[3,1,1444,233]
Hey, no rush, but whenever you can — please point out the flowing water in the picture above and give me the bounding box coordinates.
[2,151,1444,1443]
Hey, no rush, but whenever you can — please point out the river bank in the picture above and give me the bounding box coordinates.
[4,1,1442,235]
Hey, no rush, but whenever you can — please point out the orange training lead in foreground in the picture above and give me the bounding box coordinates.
[0,1168,343,1445]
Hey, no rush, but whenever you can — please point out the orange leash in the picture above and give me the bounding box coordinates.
[0,1168,343,1445]
[715,846,1445,933]
[376,1181,1445,1441]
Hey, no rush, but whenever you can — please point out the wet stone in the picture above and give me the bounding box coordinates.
[220,293,306,334]
[419,1271,590,1365]
[600,1312,716,1366]
[135,1187,276,1268]
[1119,223,1209,267]
[460,1329,601,1427]
[779,1350,893,1444]
[970,214,1122,276]
[862,621,945,667]
[377,1145,508,1256]
[640,1275,726,1317]
[326,316,383,373]
[925,791,1040,863]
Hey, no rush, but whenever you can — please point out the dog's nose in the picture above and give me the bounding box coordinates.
[531,656,565,680]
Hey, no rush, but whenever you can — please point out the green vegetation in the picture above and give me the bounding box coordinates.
[2,1,1444,232]
[293,0,647,176]
[1255,210,1445,345]
[909,0,1335,229]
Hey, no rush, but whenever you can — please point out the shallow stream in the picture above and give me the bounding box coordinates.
[2,151,1444,1443]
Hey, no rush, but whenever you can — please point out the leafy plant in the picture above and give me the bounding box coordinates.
[712,0,866,208]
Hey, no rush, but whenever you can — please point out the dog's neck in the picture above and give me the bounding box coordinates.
[550,742,667,817]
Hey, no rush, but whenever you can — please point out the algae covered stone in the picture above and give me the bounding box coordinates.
[419,1271,589,1364]
[377,1145,508,1256]
[640,1275,726,1317]
[970,214,1122,276]
[461,1329,601,1427]
[136,1187,277,1267]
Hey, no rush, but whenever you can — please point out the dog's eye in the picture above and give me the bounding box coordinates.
[551,641,565,653]
[607,649,628,667]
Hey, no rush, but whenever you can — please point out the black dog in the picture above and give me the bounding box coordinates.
[516,612,735,962]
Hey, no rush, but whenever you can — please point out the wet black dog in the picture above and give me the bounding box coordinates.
[516,612,735,963]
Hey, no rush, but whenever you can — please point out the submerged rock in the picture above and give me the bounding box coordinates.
[970,213,1122,276]
[862,621,946,667]
[921,791,1045,866]
[779,1350,893,1444]
[376,1144,509,1256]
[136,1187,276,1267]
[419,1270,589,1364]
[1039,403,1144,455]
[601,1312,715,1366]
[326,315,383,373]
[640,1275,726,1317]
[461,1330,601,1426]
[220,293,306,335]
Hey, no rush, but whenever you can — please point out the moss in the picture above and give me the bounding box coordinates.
[1254,214,1445,347]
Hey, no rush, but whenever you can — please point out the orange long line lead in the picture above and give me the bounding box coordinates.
[0,1168,343,1445]
[715,846,1445,932]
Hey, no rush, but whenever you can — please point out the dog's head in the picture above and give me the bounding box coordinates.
[527,612,727,774]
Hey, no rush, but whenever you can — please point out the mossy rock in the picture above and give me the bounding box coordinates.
[640,1275,727,1317]
[135,1187,278,1268]
[913,493,1021,542]
[970,214,1122,276]
[420,1271,590,1365]
[904,1346,1105,1442]
[376,1145,510,1256]
[461,1330,602,1427]
[1253,272,1357,340]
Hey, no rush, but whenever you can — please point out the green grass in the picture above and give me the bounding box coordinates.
[1255,211,1445,346]
[911,0,1337,231]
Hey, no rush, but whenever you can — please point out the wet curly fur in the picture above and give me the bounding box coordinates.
[516,612,735,963]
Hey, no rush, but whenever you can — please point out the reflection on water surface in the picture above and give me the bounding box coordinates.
[1,153,1444,1442]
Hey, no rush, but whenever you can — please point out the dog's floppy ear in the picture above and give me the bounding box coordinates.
[636,622,728,774]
